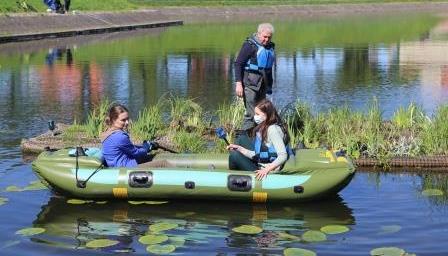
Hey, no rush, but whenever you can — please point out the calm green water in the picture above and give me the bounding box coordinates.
[1,13,448,255]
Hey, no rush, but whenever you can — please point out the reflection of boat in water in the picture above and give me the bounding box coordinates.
[32,148,355,202]
[31,196,355,252]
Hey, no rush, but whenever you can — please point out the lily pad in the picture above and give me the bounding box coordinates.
[143,200,168,204]
[146,244,176,254]
[320,225,350,234]
[370,247,405,256]
[95,201,108,204]
[15,227,46,236]
[380,225,402,234]
[277,232,301,241]
[149,222,178,233]
[0,197,8,206]
[128,200,168,205]
[138,234,169,245]
[302,230,327,242]
[284,248,317,256]
[128,201,144,205]
[232,225,263,235]
[67,199,89,204]
[23,181,47,191]
[422,189,444,196]
[6,186,23,192]
[86,239,119,248]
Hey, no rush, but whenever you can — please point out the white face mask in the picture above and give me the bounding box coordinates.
[254,114,266,124]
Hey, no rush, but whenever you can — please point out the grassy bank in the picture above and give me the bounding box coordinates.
[63,96,448,167]
[2,0,447,13]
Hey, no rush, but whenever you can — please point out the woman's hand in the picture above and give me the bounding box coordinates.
[226,144,241,151]
[254,165,275,180]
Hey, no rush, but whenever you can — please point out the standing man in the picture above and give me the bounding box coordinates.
[234,23,275,131]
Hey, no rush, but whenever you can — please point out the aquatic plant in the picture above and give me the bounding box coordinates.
[129,102,164,142]
[216,99,245,133]
[283,100,312,149]
[84,99,110,138]
[391,102,426,131]
[57,95,448,166]
[421,105,448,155]
[324,105,363,153]
[62,122,90,146]
[171,130,207,153]
[167,96,205,132]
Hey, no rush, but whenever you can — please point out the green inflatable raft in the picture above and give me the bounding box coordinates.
[32,148,355,202]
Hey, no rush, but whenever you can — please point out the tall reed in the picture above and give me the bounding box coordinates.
[129,102,164,142]
[421,105,448,155]
[167,96,205,132]
[85,99,110,138]
[283,100,313,148]
[61,96,448,161]
[216,99,245,132]
[171,130,207,153]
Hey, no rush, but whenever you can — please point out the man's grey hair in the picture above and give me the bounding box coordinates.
[257,23,274,34]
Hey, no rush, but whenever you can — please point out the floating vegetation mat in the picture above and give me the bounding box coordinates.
[356,155,448,168]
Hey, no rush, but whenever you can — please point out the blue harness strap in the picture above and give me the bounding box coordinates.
[245,37,275,71]
[254,132,295,164]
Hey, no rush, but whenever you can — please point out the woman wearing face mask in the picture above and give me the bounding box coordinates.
[100,103,153,168]
[227,99,291,180]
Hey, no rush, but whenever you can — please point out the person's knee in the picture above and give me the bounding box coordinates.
[229,151,242,170]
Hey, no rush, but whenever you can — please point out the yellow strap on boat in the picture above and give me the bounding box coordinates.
[252,192,267,203]
[325,150,336,162]
[337,156,348,163]
[113,187,128,199]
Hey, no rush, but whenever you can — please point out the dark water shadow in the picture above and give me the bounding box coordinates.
[30,196,354,252]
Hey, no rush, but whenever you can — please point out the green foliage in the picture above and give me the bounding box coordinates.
[421,105,448,155]
[62,96,448,163]
[0,0,38,12]
[167,96,206,133]
[391,102,426,130]
[216,99,245,133]
[130,102,164,142]
[324,105,362,151]
[62,123,89,146]
[283,100,312,148]
[85,99,110,138]
[171,130,207,153]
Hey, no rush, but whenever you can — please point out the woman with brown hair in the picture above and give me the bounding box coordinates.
[227,99,291,180]
[100,103,153,167]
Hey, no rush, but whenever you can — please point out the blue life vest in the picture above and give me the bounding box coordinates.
[253,132,294,164]
[245,37,275,72]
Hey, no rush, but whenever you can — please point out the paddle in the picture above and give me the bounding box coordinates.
[215,127,230,146]
[154,142,178,154]
[144,141,178,154]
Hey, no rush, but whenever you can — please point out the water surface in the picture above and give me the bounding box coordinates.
[1,12,448,255]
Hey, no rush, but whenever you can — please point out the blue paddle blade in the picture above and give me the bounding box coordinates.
[215,127,227,139]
